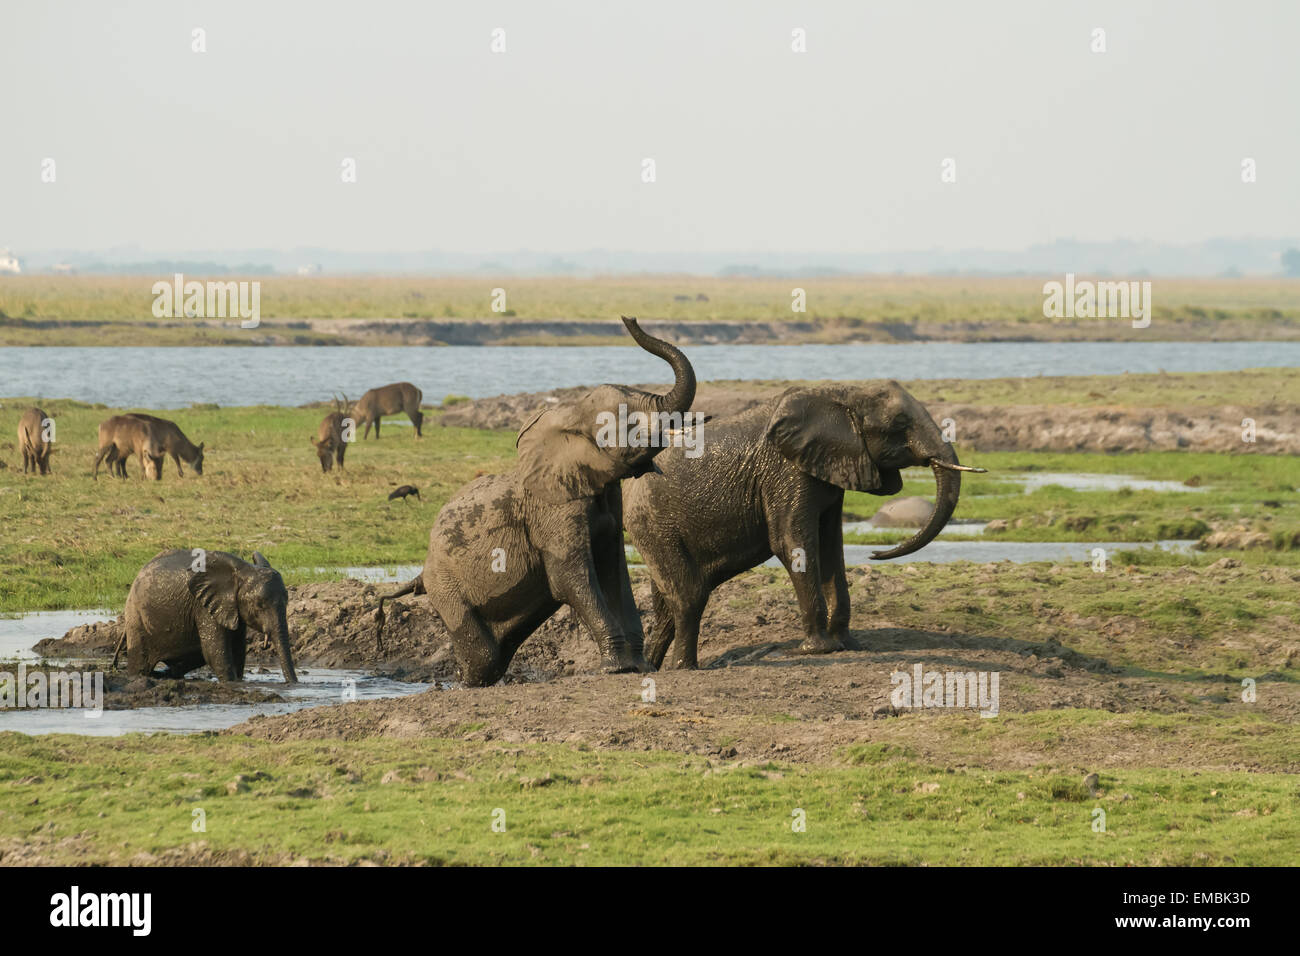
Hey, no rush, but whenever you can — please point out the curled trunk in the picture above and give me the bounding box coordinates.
[621,316,696,415]
[871,452,962,561]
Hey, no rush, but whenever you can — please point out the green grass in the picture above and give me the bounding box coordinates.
[2,728,1295,865]
[845,450,1299,545]
[3,394,1297,611]
[0,400,517,611]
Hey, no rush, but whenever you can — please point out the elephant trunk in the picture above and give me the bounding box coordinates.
[621,316,696,415]
[268,612,298,683]
[870,447,963,561]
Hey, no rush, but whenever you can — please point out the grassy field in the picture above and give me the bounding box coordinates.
[2,719,1296,865]
[3,275,1299,346]
[2,366,1298,865]
[2,368,1298,611]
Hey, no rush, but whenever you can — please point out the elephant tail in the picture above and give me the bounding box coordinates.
[374,575,425,653]
[110,629,127,669]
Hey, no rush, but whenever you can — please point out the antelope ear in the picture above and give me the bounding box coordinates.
[516,406,625,503]
[187,564,241,630]
[765,390,881,492]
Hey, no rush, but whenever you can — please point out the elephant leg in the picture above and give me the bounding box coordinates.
[199,619,242,681]
[550,551,640,674]
[818,502,853,650]
[665,597,707,670]
[592,489,651,671]
[231,632,247,679]
[157,652,205,679]
[440,598,505,687]
[643,584,675,669]
[776,525,837,655]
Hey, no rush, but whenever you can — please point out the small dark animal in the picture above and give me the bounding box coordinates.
[388,484,420,502]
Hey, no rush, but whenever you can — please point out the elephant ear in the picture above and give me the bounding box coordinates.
[516,405,625,503]
[186,563,241,630]
[765,390,881,492]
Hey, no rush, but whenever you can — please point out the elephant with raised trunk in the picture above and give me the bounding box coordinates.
[625,382,985,669]
[114,549,298,682]
[378,317,696,686]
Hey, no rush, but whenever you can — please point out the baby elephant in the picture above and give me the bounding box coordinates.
[116,549,298,682]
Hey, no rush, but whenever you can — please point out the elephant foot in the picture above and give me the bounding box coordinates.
[600,644,650,675]
[794,633,844,656]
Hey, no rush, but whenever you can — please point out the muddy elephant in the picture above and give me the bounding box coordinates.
[624,382,985,669]
[125,414,204,476]
[351,382,423,439]
[115,549,298,682]
[378,317,695,686]
[17,406,52,475]
[93,416,164,480]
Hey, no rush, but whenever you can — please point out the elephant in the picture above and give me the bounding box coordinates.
[125,414,204,476]
[114,549,298,682]
[17,406,52,474]
[351,382,423,439]
[624,382,985,670]
[93,416,164,480]
[376,316,696,686]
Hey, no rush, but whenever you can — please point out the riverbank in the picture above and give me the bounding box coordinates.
[3,275,1298,346]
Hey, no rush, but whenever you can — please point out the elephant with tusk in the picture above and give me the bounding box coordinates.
[624,382,986,669]
[377,316,696,686]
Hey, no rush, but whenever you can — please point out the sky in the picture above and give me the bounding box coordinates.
[2,0,1297,257]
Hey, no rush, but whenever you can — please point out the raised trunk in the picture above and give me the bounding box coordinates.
[621,316,696,414]
[870,450,962,561]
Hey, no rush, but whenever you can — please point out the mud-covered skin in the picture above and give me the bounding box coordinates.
[125,414,205,476]
[118,549,298,683]
[626,382,966,669]
[351,382,423,439]
[411,317,696,686]
[92,415,165,480]
[311,411,347,472]
[17,406,52,475]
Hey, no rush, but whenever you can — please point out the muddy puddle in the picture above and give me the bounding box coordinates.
[0,669,429,736]
[0,612,428,736]
[0,609,114,662]
[1001,472,1205,493]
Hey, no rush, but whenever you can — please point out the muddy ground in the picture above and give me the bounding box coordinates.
[440,383,1300,454]
[35,568,1300,764]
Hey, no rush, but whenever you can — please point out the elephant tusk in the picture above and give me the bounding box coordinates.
[929,459,987,473]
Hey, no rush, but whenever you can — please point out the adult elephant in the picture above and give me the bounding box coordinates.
[113,549,298,683]
[624,382,985,669]
[377,317,695,686]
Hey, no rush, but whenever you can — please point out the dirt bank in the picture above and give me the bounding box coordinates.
[227,561,1300,767]
[440,384,1300,454]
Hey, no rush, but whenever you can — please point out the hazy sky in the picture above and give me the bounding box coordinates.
[2,0,1297,255]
